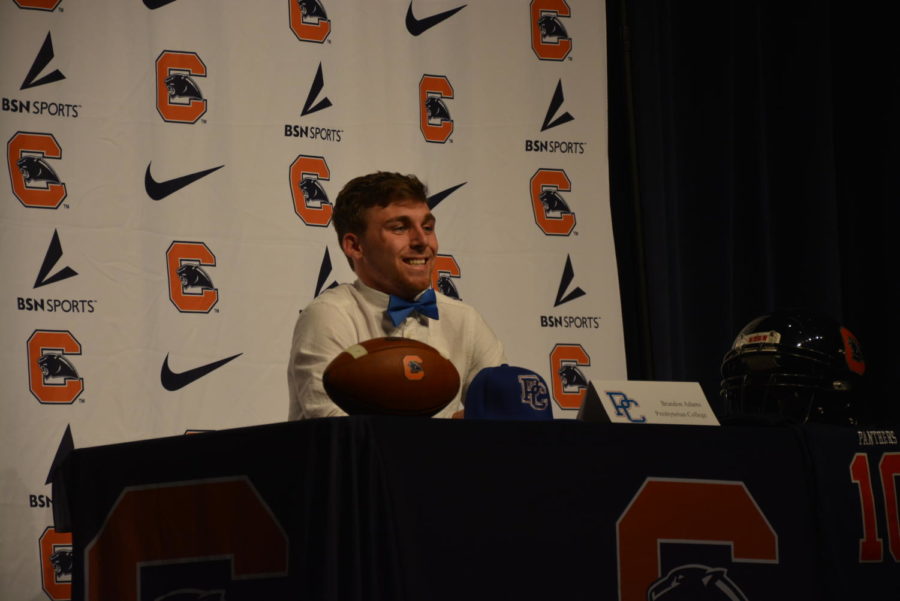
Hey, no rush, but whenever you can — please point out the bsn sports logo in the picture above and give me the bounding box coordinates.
[431,254,461,300]
[531,168,575,235]
[519,374,550,410]
[156,51,207,124]
[21,32,65,90]
[39,527,73,601]
[4,33,81,118]
[14,0,61,10]
[617,478,777,601]
[541,255,601,329]
[27,330,84,404]
[290,155,332,227]
[290,0,331,43]
[531,0,572,61]
[525,80,586,154]
[166,242,218,313]
[550,343,589,409]
[284,63,343,142]
[420,75,454,143]
[314,247,340,297]
[8,131,66,209]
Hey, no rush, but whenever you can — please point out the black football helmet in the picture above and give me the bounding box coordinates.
[720,310,866,425]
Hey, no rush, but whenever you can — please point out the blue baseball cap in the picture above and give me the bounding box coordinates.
[464,364,554,420]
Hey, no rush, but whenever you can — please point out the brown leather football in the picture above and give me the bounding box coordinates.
[323,337,460,416]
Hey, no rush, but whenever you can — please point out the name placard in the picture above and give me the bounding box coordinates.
[577,380,720,426]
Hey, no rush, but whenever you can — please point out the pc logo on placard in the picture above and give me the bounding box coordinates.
[607,391,646,423]
[39,527,72,600]
[8,132,67,209]
[550,343,589,409]
[531,168,575,235]
[531,0,572,61]
[290,0,331,43]
[166,241,218,313]
[156,51,207,124]
[431,254,461,300]
[28,330,83,404]
[420,75,454,143]
[290,155,332,227]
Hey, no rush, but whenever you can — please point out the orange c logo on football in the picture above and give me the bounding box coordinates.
[531,0,572,61]
[289,0,331,43]
[7,132,67,209]
[85,478,288,601]
[156,50,207,124]
[403,355,425,381]
[14,0,61,10]
[166,241,219,313]
[27,330,83,404]
[531,168,576,236]
[39,527,72,601]
[420,75,454,143]
[290,154,332,227]
[616,478,778,601]
[550,343,589,409]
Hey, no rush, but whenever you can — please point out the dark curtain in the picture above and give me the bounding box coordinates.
[607,0,899,423]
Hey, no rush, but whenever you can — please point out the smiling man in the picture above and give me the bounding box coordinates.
[287,172,506,419]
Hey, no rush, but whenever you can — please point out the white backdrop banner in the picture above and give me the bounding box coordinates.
[0,1,623,598]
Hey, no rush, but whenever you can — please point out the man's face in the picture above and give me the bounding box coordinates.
[343,197,438,300]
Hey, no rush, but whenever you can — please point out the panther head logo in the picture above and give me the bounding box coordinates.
[299,177,330,207]
[425,96,451,121]
[539,189,572,214]
[38,353,79,380]
[165,73,203,101]
[298,0,327,18]
[648,565,749,601]
[436,274,460,300]
[176,264,214,290]
[49,549,73,579]
[558,363,587,389]
[538,15,569,41]
[17,156,61,184]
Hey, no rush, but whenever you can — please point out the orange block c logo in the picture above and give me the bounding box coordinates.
[28,330,83,404]
[166,241,219,313]
[156,51,207,124]
[8,132,67,209]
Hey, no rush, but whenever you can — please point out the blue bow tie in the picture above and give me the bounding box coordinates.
[387,288,439,327]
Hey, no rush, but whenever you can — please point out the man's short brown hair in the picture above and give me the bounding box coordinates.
[333,172,428,243]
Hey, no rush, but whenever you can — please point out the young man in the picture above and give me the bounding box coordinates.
[287,172,506,419]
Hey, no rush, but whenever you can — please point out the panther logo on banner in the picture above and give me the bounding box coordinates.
[84,478,288,601]
[156,51,207,124]
[39,527,73,600]
[7,132,67,209]
[617,478,778,601]
[431,254,461,300]
[290,155,332,227]
[27,330,83,404]
[530,168,576,236]
[166,242,219,313]
[549,343,590,409]
[290,0,331,43]
[419,75,454,143]
[530,0,572,61]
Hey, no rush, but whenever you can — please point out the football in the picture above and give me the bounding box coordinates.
[323,337,460,416]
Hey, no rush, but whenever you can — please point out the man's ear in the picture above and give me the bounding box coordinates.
[341,233,362,262]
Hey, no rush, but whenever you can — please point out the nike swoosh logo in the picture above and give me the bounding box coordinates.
[406,1,466,36]
[426,181,466,209]
[161,353,242,391]
[145,162,223,200]
[143,0,178,8]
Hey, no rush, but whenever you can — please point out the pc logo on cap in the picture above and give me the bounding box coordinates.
[464,364,554,420]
